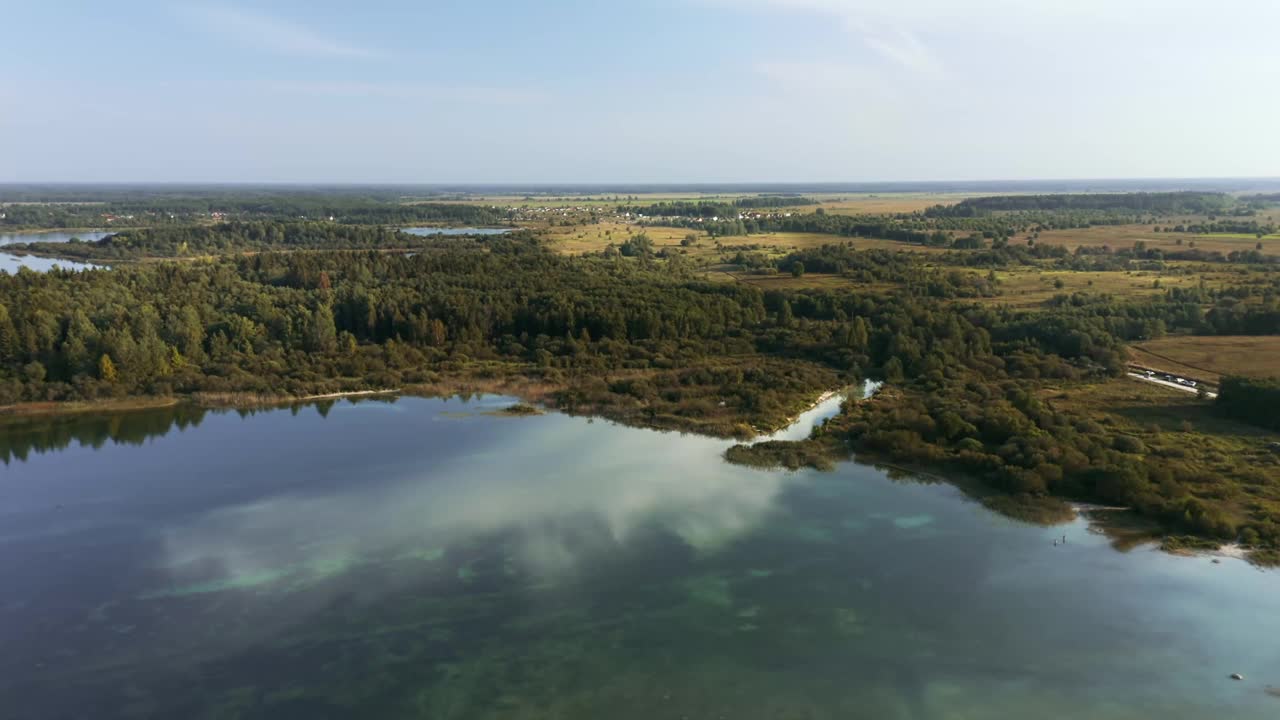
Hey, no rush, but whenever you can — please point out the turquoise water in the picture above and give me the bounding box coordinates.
[1,395,1277,718]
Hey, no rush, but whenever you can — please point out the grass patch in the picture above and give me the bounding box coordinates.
[1131,336,1280,383]
[1033,223,1280,255]
[495,402,543,416]
[724,439,843,471]
[981,494,1076,525]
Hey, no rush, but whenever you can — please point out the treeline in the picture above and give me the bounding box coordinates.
[1156,220,1276,236]
[0,241,1136,426]
[653,209,1134,245]
[643,210,934,243]
[1216,376,1280,431]
[1068,242,1279,267]
[734,196,815,208]
[0,194,507,229]
[627,197,815,217]
[0,241,848,420]
[9,222,470,261]
[927,192,1233,217]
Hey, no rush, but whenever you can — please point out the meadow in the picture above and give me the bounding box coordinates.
[541,222,943,258]
[1032,223,1280,255]
[1131,336,1280,383]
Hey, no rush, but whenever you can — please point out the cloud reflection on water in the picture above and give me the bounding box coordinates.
[153,398,836,596]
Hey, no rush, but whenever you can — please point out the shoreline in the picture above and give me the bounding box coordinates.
[3,382,1274,569]
[750,389,841,439]
[0,226,114,235]
[0,375,565,424]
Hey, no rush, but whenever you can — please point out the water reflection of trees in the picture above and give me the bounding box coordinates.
[1,405,211,464]
[0,397,402,464]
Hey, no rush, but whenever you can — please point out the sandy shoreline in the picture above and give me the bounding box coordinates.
[292,389,399,402]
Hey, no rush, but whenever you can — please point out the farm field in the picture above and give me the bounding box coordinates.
[1032,223,1280,255]
[796,193,973,215]
[976,267,1212,307]
[700,270,900,293]
[540,222,946,258]
[1131,336,1280,383]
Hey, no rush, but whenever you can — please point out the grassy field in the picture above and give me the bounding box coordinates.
[795,193,971,215]
[542,221,1258,302]
[1131,336,1280,383]
[975,267,1214,308]
[1033,223,1280,255]
[540,222,944,258]
[701,270,900,293]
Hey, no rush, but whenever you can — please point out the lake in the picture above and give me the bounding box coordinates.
[2,394,1278,719]
[0,230,112,246]
[0,230,108,273]
[402,227,513,236]
[0,253,100,274]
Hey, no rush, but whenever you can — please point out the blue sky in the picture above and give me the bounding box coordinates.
[3,0,1278,183]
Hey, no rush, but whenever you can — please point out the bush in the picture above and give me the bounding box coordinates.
[1112,435,1147,454]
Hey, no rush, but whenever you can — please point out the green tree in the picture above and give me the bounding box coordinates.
[0,303,18,364]
[850,316,871,351]
[23,361,46,383]
[883,356,905,383]
[173,305,205,361]
[308,305,338,353]
[98,354,118,383]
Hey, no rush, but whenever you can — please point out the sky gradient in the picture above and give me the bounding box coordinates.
[4,0,1278,183]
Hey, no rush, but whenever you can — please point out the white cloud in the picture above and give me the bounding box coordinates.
[180,4,382,59]
[717,0,1280,73]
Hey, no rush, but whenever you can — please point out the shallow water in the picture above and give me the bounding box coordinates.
[1,395,1277,719]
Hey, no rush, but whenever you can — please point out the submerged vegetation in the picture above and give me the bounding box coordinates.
[2,186,1279,559]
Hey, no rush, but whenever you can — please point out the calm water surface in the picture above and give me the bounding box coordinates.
[0,230,109,273]
[0,254,100,274]
[0,230,111,246]
[2,395,1278,719]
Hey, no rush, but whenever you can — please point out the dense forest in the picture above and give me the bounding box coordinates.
[0,190,507,229]
[627,197,816,217]
[1217,377,1280,431]
[926,192,1234,216]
